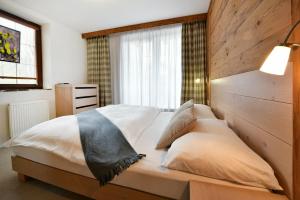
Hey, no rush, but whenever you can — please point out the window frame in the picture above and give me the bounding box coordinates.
[0,9,43,90]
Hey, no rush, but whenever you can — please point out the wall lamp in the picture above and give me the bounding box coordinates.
[260,19,300,75]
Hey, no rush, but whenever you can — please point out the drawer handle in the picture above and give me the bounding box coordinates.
[76,104,97,109]
[75,95,97,99]
[75,87,97,89]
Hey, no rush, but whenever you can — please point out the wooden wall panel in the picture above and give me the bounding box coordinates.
[210,68,293,198]
[208,0,291,80]
[208,0,295,198]
[292,0,300,199]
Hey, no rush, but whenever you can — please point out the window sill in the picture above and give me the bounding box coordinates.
[0,88,52,92]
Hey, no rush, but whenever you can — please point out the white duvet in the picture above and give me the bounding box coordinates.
[8,104,160,166]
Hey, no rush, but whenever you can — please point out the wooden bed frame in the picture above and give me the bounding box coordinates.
[11,155,289,200]
[11,156,171,200]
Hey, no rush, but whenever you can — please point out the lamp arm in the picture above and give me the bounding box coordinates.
[283,19,300,45]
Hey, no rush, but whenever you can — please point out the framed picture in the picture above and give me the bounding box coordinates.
[0,25,21,63]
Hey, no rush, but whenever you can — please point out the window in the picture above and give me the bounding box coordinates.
[111,25,182,110]
[0,9,42,90]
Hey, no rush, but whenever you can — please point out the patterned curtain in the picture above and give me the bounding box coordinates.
[181,21,207,104]
[87,36,112,106]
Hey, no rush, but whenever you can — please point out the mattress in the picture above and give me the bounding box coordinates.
[12,112,268,200]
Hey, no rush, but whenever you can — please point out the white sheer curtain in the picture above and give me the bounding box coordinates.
[110,24,182,110]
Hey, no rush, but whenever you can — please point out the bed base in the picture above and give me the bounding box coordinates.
[11,156,171,200]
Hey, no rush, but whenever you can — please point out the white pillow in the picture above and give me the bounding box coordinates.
[156,100,195,149]
[192,118,228,133]
[193,104,216,119]
[162,130,282,190]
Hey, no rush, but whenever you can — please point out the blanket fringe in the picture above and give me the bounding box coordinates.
[99,154,146,185]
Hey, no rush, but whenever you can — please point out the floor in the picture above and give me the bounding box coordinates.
[0,148,91,200]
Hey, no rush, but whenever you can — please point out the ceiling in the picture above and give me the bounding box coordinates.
[8,0,210,33]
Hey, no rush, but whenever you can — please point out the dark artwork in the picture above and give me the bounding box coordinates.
[0,25,20,63]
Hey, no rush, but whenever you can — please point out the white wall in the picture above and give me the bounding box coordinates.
[42,22,87,87]
[0,1,87,143]
[0,90,56,143]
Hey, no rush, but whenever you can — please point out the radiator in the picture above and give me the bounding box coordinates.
[9,100,50,138]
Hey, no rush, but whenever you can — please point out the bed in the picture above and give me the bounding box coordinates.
[8,104,286,200]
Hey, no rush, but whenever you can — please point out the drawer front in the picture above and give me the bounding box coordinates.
[75,88,97,98]
[75,97,97,108]
[75,105,98,114]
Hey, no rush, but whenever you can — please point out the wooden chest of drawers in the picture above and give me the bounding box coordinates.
[55,84,99,117]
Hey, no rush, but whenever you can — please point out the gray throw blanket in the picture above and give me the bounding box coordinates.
[77,109,145,185]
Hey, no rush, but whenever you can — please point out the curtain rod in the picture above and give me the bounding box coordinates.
[81,13,207,39]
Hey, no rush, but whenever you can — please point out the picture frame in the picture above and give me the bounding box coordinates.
[0,24,21,63]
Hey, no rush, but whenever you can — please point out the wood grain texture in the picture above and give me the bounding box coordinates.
[210,68,293,198]
[292,0,300,200]
[82,13,206,38]
[207,1,213,105]
[208,0,294,198]
[189,180,288,200]
[55,84,73,117]
[17,173,29,182]
[11,156,171,200]
[55,84,99,116]
[208,0,291,80]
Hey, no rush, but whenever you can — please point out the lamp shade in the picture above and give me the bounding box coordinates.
[259,45,291,75]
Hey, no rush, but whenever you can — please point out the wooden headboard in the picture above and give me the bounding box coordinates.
[208,0,293,198]
[210,65,293,196]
